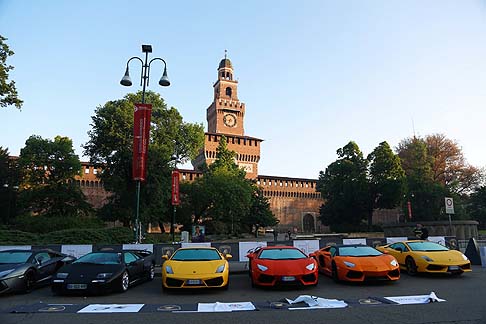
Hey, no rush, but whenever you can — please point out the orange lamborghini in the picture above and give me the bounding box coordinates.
[311,244,400,282]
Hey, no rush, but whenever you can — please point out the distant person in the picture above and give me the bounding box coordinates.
[413,224,429,240]
[192,226,205,242]
[287,230,292,241]
[273,228,278,242]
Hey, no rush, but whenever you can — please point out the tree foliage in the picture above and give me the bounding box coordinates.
[17,135,91,218]
[317,141,369,229]
[0,35,23,109]
[83,91,204,227]
[179,136,276,235]
[396,134,479,221]
[367,141,406,224]
[467,186,486,229]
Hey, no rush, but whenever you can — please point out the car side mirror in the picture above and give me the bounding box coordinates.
[37,256,45,265]
[162,255,169,260]
[225,254,232,260]
[382,250,389,254]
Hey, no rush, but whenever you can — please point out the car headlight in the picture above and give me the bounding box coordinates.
[390,259,398,267]
[343,261,355,268]
[306,263,315,271]
[257,264,268,272]
[216,265,225,273]
[0,269,15,278]
[421,255,434,262]
[56,272,69,279]
[165,265,174,274]
[461,253,468,261]
[96,273,113,279]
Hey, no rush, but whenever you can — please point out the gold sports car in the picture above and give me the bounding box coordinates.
[377,240,471,276]
[162,247,231,290]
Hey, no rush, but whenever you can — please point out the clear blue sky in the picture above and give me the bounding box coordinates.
[1,0,485,179]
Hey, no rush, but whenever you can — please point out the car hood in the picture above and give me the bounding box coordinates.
[337,255,396,270]
[165,260,227,275]
[255,258,316,275]
[411,250,468,263]
[58,263,124,281]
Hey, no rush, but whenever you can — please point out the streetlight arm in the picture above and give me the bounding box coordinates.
[125,57,144,86]
[148,57,170,87]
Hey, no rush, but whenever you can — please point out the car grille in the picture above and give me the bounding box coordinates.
[461,264,471,270]
[388,269,400,278]
[346,270,364,279]
[258,274,274,283]
[302,274,317,282]
[205,277,224,287]
[427,265,446,271]
[165,278,184,287]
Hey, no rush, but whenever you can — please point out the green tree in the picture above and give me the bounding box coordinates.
[83,91,204,227]
[0,35,23,109]
[467,186,486,229]
[317,141,369,231]
[243,187,279,235]
[17,135,91,218]
[367,141,406,225]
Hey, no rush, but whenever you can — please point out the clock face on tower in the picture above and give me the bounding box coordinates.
[223,113,237,128]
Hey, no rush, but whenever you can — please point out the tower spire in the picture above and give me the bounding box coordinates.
[224,49,227,59]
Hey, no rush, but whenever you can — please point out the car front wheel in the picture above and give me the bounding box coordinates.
[406,257,418,276]
[118,271,129,292]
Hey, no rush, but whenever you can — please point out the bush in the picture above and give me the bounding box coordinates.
[330,223,383,233]
[14,215,104,233]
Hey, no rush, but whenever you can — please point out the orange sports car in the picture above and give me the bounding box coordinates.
[247,246,318,287]
[311,244,400,282]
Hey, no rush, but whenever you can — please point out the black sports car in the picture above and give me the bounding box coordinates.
[52,250,155,295]
[0,249,76,295]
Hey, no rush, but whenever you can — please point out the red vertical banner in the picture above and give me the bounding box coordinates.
[132,103,152,181]
[172,170,180,205]
[407,201,412,220]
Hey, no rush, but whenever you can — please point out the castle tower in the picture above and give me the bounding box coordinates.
[192,55,262,178]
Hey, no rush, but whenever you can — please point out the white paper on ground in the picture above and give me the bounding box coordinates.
[77,304,145,313]
[0,245,31,251]
[197,302,256,312]
[384,292,446,304]
[286,295,348,309]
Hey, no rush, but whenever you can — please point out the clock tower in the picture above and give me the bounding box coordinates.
[193,55,262,178]
[207,55,245,135]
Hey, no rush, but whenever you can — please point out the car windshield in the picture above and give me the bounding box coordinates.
[339,246,382,257]
[0,251,32,264]
[171,249,222,261]
[259,248,307,260]
[74,252,121,264]
[408,241,449,252]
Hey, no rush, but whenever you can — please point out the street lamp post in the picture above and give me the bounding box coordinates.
[120,44,170,243]
[170,150,181,243]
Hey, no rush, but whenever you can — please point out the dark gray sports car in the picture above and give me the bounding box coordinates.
[0,249,76,295]
[51,250,155,295]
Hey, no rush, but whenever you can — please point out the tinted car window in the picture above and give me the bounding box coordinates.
[0,251,32,263]
[258,248,307,260]
[35,252,52,263]
[124,252,138,264]
[408,241,449,252]
[172,249,222,261]
[338,246,382,257]
[74,252,121,264]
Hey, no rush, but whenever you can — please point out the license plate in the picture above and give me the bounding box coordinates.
[67,284,87,290]
[448,266,460,271]
[186,279,202,285]
[281,276,296,282]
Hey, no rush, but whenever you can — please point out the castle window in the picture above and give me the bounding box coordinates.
[93,169,98,175]
[84,168,90,174]
[225,87,232,98]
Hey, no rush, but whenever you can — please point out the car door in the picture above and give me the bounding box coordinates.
[123,252,143,280]
[387,243,408,266]
[33,252,57,282]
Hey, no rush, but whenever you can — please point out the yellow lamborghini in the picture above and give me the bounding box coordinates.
[162,247,231,290]
[377,240,471,276]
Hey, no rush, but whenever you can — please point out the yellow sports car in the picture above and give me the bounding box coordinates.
[377,240,471,276]
[162,247,231,290]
